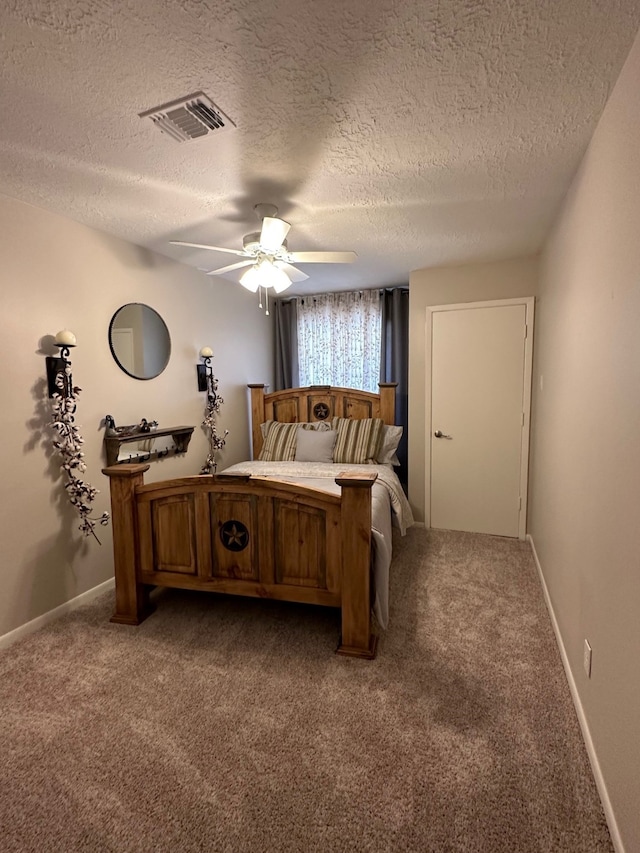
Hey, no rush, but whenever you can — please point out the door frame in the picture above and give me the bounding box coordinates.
[425,297,535,540]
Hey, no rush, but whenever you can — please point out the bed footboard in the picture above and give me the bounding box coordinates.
[102,464,378,659]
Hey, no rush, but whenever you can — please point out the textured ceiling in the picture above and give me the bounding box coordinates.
[1,0,639,294]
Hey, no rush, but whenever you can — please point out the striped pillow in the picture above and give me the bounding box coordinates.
[331,417,384,464]
[259,421,299,461]
[258,422,324,461]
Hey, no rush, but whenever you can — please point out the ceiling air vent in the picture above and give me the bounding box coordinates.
[139,92,235,143]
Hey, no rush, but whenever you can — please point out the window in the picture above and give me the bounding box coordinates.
[297,290,382,392]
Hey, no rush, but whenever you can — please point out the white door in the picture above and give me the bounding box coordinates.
[428,299,534,538]
[111,327,135,374]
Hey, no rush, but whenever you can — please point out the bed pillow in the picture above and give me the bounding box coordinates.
[259,421,330,461]
[294,427,337,463]
[376,424,403,466]
[259,421,300,461]
[331,417,384,464]
[259,420,331,440]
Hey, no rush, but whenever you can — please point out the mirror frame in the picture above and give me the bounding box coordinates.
[108,302,171,380]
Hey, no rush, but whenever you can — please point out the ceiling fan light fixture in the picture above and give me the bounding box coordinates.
[240,259,291,293]
[272,275,293,294]
[239,265,262,292]
[260,261,290,291]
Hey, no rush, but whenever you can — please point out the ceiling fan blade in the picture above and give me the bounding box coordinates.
[170,241,247,257]
[206,260,254,276]
[274,261,309,283]
[287,251,357,264]
[259,217,291,253]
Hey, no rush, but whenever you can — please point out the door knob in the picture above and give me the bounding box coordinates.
[434,430,453,439]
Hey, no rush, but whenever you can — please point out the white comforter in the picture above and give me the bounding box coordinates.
[219,461,414,628]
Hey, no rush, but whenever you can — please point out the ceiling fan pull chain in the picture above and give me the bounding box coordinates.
[258,286,263,309]
[265,288,270,316]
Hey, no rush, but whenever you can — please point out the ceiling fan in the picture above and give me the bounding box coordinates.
[170,203,357,293]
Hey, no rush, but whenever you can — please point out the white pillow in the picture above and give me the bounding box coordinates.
[294,428,337,463]
[376,425,403,466]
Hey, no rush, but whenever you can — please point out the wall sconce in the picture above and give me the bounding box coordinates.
[44,328,110,542]
[196,346,228,475]
[46,329,77,398]
[197,346,214,392]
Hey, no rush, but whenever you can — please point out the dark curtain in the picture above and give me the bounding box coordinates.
[380,287,409,488]
[274,298,299,390]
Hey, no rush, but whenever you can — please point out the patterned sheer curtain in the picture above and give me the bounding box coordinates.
[297,290,382,392]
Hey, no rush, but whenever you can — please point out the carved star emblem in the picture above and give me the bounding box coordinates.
[224,524,246,547]
[220,520,249,551]
[313,402,330,420]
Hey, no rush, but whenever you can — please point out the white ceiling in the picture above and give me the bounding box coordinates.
[2,0,639,294]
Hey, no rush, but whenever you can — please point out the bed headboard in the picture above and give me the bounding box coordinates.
[248,383,397,459]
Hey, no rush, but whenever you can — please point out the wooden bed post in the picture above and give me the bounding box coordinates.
[335,472,378,659]
[378,382,397,425]
[102,463,153,625]
[248,384,267,459]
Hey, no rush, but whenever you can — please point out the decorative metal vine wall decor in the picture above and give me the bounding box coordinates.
[47,331,110,543]
[198,347,228,475]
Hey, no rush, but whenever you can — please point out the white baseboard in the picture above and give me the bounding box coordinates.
[527,535,624,853]
[0,578,115,651]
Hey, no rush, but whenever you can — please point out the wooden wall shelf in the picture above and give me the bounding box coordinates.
[104,426,194,466]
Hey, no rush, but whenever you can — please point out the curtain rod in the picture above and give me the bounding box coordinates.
[278,285,408,304]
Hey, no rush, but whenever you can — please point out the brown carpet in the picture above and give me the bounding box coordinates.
[0,528,612,853]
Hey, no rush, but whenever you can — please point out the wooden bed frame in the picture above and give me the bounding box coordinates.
[103,383,397,659]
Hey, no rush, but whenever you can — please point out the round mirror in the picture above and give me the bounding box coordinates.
[108,303,171,380]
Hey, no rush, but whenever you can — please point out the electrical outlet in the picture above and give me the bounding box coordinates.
[583,639,592,678]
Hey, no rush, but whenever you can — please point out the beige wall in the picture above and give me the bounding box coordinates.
[408,256,539,521]
[528,28,640,853]
[0,194,274,638]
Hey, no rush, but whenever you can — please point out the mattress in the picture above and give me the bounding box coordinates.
[219,461,414,628]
